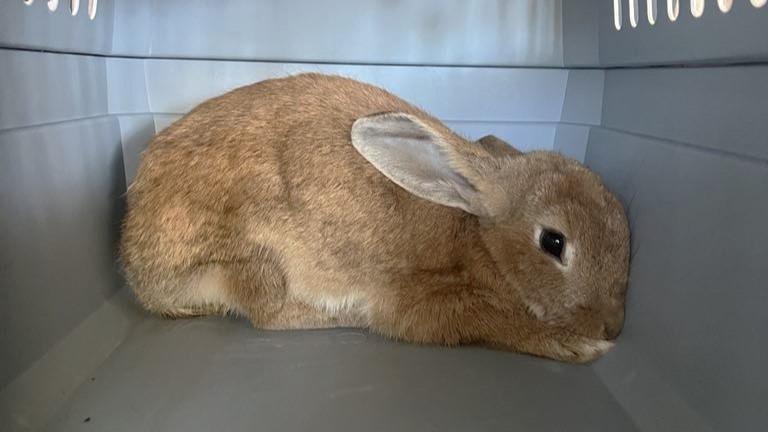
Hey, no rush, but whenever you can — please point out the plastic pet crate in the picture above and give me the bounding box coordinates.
[1,1,766,431]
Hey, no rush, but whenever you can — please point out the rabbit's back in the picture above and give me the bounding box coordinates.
[122,74,472,309]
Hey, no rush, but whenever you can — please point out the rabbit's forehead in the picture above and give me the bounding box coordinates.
[521,168,624,228]
[495,156,629,249]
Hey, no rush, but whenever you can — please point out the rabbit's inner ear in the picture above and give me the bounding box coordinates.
[351,112,481,214]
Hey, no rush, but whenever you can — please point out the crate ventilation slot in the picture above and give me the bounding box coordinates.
[614,0,765,30]
[21,0,98,20]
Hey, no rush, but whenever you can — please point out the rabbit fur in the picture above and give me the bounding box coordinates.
[120,74,630,363]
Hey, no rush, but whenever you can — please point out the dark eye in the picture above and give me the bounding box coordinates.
[539,229,565,262]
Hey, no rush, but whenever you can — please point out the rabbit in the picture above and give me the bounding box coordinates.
[120,73,630,363]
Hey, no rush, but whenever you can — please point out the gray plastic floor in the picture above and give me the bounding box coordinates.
[42,302,635,432]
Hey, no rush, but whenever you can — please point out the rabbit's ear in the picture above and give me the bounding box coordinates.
[476,135,522,157]
[352,112,484,215]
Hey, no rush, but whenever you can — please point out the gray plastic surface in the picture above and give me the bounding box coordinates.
[0,1,114,55]
[562,0,600,66]
[42,314,636,432]
[111,0,564,66]
[106,59,151,115]
[117,115,156,185]
[585,127,768,431]
[553,124,590,162]
[0,50,109,131]
[0,118,126,389]
[560,69,604,125]
[139,60,570,121]
[601,65,768,160]
[597,0,768,66]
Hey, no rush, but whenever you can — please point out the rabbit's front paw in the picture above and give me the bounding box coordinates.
[545,335,614,363]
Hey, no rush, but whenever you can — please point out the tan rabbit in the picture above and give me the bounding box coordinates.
[120,73,630,363]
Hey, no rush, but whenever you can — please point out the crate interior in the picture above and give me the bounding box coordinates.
[1,1,767,431]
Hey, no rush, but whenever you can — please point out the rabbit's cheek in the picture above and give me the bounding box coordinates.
[525,301,547,319]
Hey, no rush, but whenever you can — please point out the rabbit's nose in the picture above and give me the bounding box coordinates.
[602,307,625,340]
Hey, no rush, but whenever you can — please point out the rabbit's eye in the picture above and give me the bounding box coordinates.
[539,229,565,262]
